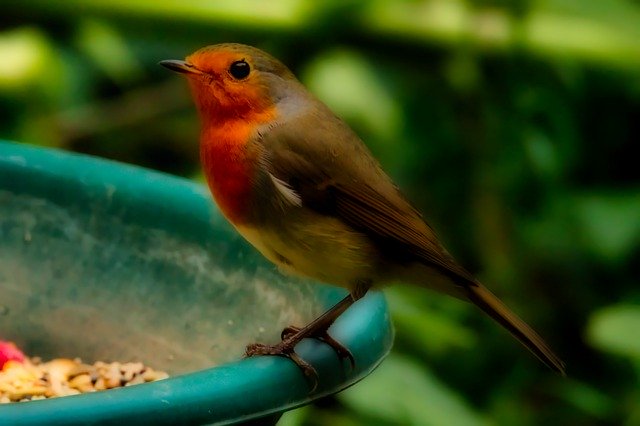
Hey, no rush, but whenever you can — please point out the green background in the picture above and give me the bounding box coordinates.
[2,1,639,425]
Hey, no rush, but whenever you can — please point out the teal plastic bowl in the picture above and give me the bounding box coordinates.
[0,141,393,425]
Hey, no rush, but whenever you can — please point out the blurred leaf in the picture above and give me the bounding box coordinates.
[75,19,143,85]
[278,405,310,426]
[523,130,561,181]
[9,0,308,30]
[587,304,640,359]
[551,379,616,419]
[386,288,477,356]
[302,48,402,143]
[444,51,481,94]
[338,354,486,426]
[543,0,640,37]
[626,396,640,426]
[0,27,54,89]
[575,191,640,264]
[522,190,640,266]
[363,0,640,69]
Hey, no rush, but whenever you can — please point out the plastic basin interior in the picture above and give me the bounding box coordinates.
[0,141,393,425]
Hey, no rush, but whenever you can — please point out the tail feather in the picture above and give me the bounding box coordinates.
[466,283,566,375]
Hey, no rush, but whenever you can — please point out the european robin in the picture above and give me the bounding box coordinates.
[160,44,565,383]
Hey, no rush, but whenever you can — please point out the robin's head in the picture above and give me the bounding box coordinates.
[160,43,299,121]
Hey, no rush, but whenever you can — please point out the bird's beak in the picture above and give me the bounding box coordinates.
[159,60,203,75]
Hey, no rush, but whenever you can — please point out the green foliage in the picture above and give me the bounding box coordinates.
[587,305,640,361]
[2,1,639,425]
[337,354,486,426]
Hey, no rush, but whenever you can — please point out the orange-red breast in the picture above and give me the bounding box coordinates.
[160,43,565,379]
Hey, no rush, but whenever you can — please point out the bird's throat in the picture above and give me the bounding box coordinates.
[200,121,259,224]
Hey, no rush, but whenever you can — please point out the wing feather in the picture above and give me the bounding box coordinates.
[262,121,476,284]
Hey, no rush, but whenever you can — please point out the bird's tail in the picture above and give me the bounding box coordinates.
[466,282,566,375]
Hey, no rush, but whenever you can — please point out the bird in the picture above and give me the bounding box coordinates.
[159,43,565,383]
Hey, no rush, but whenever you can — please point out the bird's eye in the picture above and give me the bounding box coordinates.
[229,60,250,80]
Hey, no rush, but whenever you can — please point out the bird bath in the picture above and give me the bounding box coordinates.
[0,141,393,425]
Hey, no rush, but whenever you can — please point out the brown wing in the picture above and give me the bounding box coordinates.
[261,114,566,375]
[261,113,477,285]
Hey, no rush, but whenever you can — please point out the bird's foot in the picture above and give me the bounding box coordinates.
[281,325,355,370]
[244,291,366,392]
[245,340,319,391]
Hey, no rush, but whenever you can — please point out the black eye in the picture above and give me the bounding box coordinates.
[229,60,250,80]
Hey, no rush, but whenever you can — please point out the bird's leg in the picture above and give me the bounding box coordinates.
[245,282,370,389]
[279,282,371,368]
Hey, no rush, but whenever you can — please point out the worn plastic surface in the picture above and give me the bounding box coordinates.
[0,141,393,425]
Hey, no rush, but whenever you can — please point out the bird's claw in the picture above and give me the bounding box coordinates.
[244,324,354,392]
[281,325,355,370]
[245,341,319,392]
